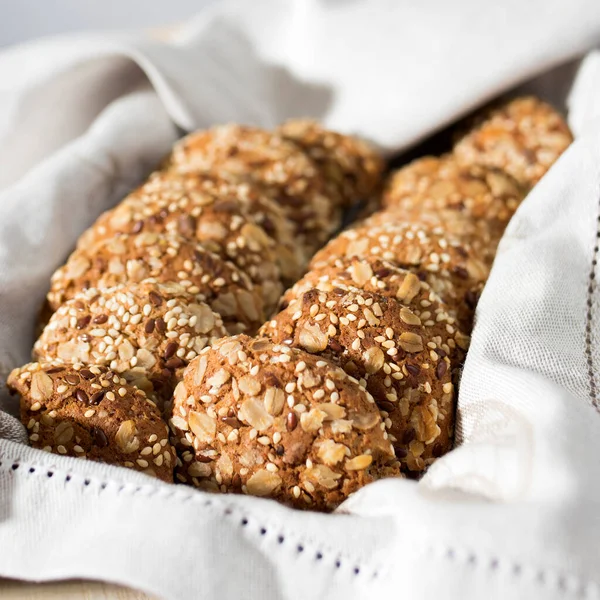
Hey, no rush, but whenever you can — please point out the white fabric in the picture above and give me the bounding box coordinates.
[2,1,600,598]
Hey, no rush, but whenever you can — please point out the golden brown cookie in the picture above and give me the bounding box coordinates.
[453,96,573,188]
[361,208,498,267]
[382,155,525,245]
[170,335,400,510]
[47,233,264,335]
[165,124,342,254]
[35,282,227,406]
[8,362,175,482]
[310,221,488,333]
[79,172,306,290]
[277,119,385,207]
[260,288,461,472]
[279,257,464,352]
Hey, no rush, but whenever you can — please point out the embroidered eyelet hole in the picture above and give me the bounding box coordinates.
[335,560,341,569]
[297,545,304,553]
[28,467,35,474]
[277,535,284,544]
[84,479,91,486]
[65,475,71,482]
[353,567,360,575]
[47,471,54,478]
[11,464,19,470]
[241,518,248,526]
[260,528,267,536]
[316,552,323,560]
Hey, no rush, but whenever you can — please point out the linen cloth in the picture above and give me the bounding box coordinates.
[2,1,600,598]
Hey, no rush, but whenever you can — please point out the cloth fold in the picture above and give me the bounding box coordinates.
[2,1,600,598]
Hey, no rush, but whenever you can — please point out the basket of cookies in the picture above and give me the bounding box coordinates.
[1,1,600,599]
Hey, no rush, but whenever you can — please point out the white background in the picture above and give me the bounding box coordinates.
[0,0,218,46]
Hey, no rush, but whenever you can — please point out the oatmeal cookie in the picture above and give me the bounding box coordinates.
[80,173,306,286]
[277,119,384,207]
[382,155,525,245]
[170,335,400,510]
[36,282,227,405]
[47,233,264,335]
[165,124,342,254]
[453,96,573,188]
[260,288,460,471]
[8,362,175,482]
[310,221,488,332]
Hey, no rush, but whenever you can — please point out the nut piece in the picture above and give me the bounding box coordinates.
[317,440,347,466]
[304,464,342,489]
[300,408,327,433]
[53,421,74,445]
[351,413,379,431]
[188,411,217,443]
[318,403,346,420]
[206,369,231,389]
[238,375,261,396]
[30,372,53,402]
[264,387,285,415]
[399,307,421,326]
[299,323,329,352]
[396,272,421,303]
[115,420,140,453]
[363,346,385,374]
[349,261,373,286]
[188,462,212,478]
[345,454,373,470]
[238,397,274,431]
[398,332,424,353]
[246,469,282,496]
[136,348,157,370]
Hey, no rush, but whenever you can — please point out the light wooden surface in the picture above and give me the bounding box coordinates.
[0,579,156,599]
